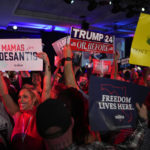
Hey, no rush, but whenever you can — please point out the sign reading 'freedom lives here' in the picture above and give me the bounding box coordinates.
[89,76,149,132]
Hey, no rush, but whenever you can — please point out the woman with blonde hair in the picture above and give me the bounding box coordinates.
[0,52,51,150]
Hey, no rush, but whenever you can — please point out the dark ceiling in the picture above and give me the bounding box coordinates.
[0,0,148,37]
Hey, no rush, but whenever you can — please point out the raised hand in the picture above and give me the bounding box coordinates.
[36,52,49,64]
[114,51,120,60]
[63,45,73,58]
[136,103,148,121]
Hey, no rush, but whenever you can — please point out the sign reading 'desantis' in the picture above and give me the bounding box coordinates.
[89,75,149,132]
[0,39,43,71]
[70,27,114,53]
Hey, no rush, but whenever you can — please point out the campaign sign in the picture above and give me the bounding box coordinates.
[129,13,150,67]
[52,36,70,59]
[118,58,129,65]
[70,27,114,54]
[89,76,149,132]
[0,39,43,71]
[92,59,111,75]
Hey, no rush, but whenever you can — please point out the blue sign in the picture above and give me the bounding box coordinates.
[89,75,149,132]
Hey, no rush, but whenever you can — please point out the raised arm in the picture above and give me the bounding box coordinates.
[36,52,51,102]
[0,72,19,116]
[63,45,79,89]
[111,51,119,79]
[51,59,62,88]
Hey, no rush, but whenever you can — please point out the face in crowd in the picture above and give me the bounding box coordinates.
[18,88,37,112]
[32,72,42,86]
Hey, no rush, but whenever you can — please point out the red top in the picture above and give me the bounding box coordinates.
[11,110,45,150]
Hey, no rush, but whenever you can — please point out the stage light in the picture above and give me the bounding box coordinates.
[141,7,145,12]
[109,1,112,5]
[70,0,74,4]
[64,0,74,4]
[13,25,18,30]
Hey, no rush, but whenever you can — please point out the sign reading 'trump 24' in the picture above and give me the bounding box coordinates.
[89,76,149,132]
[70,27,114,54]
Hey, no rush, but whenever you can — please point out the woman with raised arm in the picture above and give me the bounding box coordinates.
[111,51,124,81]
[62,46,101,143]
[63,45,79,89]
[0,52,51,150]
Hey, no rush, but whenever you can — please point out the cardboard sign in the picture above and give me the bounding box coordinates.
[129,13,150,67]
[118,58,129,65]
[70,27,114,53]
[89,76,149,132]
[52,36,70,59]
[0,39,43,71]
[92,59,111,75]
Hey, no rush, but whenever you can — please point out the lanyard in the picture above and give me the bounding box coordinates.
[22,114,33,142]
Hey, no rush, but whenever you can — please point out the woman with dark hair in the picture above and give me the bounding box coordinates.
[57,87,100,145]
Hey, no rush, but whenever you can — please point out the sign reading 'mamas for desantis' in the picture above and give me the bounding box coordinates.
[0,39,43,71]
[70,27,114,54]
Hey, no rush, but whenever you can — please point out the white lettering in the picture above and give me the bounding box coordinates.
[73,28,80,38]
[79,30,86,39]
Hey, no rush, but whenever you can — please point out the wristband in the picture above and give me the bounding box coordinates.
[63,57,72,61]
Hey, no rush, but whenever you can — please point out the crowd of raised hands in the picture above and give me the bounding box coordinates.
[0,45,149,150]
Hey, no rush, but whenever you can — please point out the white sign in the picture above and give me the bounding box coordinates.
[118,58,129,65]
[0,39,43,71]
[93,59,111,75]
[52,36,70,59]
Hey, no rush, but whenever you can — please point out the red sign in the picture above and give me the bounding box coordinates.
[70,38,114,54]
[92,59,112,75]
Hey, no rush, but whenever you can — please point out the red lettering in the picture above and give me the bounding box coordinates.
[1,45,7,51]
[11,44,16,51]
[17,45,20,51]
[1,44,25,51]
[21,44,24,51]
[7,44,11,51]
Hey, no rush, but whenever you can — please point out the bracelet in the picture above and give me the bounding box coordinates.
[63,57,72,61]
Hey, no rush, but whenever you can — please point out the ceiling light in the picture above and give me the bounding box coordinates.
[64,0,74,4]
[109,1,112,5]
[13,25,18,30]
[70,0,74,4]
[141,7,145,12]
